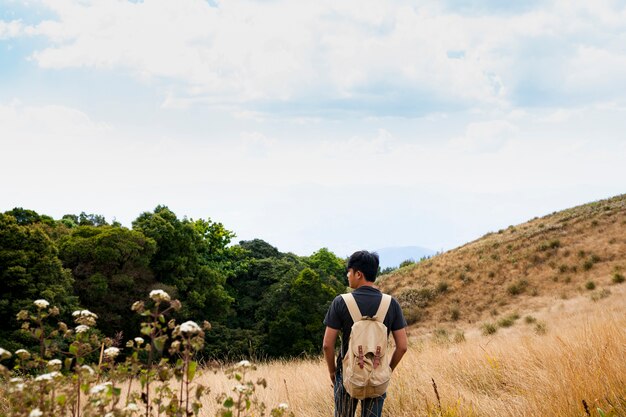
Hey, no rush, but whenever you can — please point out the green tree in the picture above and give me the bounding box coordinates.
[238,239,281,259]
[132,206,233,321]
[57,225,157,338]
[261,268,337,357]
[0,212,77,350]
[4,207,55,226]
[307,247,348,290]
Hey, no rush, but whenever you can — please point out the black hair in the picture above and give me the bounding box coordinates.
[347,250,379,282]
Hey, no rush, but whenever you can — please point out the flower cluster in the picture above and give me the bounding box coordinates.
[0,347,12,360]
[1,291,292,417]
[72,309,98,327]
[103,347,120,359]
[180,320,201,335]
[149,289,171,302]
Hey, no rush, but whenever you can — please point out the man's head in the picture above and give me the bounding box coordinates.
[347,250,379,283]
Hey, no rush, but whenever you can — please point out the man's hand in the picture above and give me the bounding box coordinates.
[322,326,339,387]
[389,328,408,371]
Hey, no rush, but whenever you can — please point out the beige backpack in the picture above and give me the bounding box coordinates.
[340,293,393,399]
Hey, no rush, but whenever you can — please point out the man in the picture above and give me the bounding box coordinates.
[323,250,408,417]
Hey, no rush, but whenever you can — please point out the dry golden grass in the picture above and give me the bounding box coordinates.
[196,285,625,417]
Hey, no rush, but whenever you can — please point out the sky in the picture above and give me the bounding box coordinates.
[1,0,625,258]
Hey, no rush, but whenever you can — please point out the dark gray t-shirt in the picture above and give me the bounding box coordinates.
[324,286,407,366]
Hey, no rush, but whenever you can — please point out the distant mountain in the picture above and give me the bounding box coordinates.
[375,246,436,269]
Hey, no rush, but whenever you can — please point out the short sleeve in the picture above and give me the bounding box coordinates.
[323,295,344,330]
[388,298,407,331]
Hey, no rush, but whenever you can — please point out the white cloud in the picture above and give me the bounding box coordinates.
[2,0,625,118]
[0,19,24,39]
[14,0,621,114]
[238,131,277,157]
[450,120,517,153]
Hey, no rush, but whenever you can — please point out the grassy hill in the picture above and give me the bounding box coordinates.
[377,194,626,336]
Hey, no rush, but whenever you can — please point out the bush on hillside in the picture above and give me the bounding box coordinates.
[507,279,529,296]
[612,273,625,284]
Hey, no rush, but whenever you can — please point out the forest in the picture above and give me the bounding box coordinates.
[0,206,348,360]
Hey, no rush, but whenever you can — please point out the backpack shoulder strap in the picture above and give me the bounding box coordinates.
[374,294,392,323]
[340,293,362,323]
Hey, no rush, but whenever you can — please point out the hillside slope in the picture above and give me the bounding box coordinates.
[378,194,626,335]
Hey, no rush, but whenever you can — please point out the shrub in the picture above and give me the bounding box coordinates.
[583,260,594,271]
[558,264,568,273]
[497,313,520,328]
[507,279,529,296]
[459,273,472,284]
[436,281,449,293]
[612,273,625,284]
[432,328,449,343]
[453,331,465,343]
[538,239,561,251]
[534,321,547,335]
[397,287,436,309]
[524,315,537,324]
[404,307,424,325]
[585,281,596,290]
[590,288,611,302]
[450,307,460,321]
[481,322,497,335]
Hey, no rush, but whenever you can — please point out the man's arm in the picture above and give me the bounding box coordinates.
[389,328,408,371]
[322,326,339,385]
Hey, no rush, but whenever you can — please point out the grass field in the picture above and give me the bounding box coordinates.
[195,285,625,417]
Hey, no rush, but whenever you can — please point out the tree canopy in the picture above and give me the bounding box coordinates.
[0,206,347,359]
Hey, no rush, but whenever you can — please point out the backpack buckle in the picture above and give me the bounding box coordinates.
[358,345,364,369]
[373,346,381,369]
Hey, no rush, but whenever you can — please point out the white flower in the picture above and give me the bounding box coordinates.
[90,382,111,394]
[134,337,144,345]
[33,299,49,309]
[104,413,114,417]
[149,289,171,302]
[15,349,30,359]
[11,383,25,392]
[180,320,201,335]
[72,309,98,326]
[75,325,90,333]
[236,360,251,368]
[104,347,120,359]
[80,365,95,375]
[72,309,98,318]
[8,379,26,392]
[35,371,59,381]
[124,403,140,411]
[277,403,289,410]
[47,359,62,369]
[29,408,43,417]
[0,347,12,360]
[235,384,248,393]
